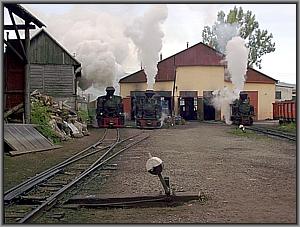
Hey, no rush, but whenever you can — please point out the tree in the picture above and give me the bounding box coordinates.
[202,6,275,69]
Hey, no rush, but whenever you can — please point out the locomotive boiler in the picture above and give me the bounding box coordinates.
[135,90,162,129]
[230,93,255,126]
[96,86,124,128]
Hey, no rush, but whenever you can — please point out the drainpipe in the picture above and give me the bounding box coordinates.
[171,56,176,118]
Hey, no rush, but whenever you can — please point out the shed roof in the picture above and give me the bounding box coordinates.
[4,4,45,28]
[245,68,277,84]
[119,69,147,83]
[276,81,296,88]
[30,29,81,66]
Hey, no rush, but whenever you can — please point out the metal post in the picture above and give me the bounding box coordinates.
[158,173,170,196]
[24,21,30,123]
[74,76,78,111]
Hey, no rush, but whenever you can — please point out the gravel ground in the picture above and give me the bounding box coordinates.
[34,122,296,224]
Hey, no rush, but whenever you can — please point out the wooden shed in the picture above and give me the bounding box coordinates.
[4,28,82,112]
[29,29,82,109]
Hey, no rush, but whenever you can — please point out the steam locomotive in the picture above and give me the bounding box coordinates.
[135,90,162,129]
[96,86,124,128]
[230,93,255,126]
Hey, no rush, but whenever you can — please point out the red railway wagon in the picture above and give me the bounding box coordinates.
[273,100,296,123]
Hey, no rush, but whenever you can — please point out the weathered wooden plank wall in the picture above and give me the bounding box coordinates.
[30,30,77,65]
[30,64,74,97]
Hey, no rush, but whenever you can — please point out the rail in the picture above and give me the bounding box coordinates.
[4,128,149,224]
[245,126,296,141]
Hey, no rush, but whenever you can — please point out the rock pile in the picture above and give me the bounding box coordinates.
[30,90,90,141]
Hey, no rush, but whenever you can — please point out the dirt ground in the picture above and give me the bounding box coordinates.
[4,122,296,224]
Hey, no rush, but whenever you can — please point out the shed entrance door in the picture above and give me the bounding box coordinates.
[179,91,197,120]
[179,97,197,120]
[242,91,258,121]
[203,91,216,120]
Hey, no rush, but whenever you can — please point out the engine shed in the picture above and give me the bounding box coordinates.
[119,42,277,122]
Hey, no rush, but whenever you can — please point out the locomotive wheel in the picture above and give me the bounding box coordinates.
[249,117,253,126]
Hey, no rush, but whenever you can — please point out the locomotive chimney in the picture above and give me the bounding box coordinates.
[106,86,115,96]
[145,89,155,99]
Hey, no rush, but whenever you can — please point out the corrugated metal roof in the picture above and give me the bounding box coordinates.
[119,69,147,83]
[276,82,296,88]
[119,42,277,84]
[4,124,62,156]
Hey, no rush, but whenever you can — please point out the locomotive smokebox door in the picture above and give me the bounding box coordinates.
[145,90,155,99]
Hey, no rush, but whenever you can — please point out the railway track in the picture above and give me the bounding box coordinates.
[4,128,149,224]
[245,126,296,141]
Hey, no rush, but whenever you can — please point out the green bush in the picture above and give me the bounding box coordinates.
[31,102,60,144]
[77,109,90,124]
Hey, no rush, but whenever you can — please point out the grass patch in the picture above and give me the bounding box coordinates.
[87,108,96,124]
[31,101,61,144]
[229,127,264,139]
[277,122,296,133]
[78,109,90,124]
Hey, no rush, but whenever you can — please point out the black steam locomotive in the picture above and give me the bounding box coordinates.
[230,93,255,126]
[135,90,162,129]
[96,86,124,128]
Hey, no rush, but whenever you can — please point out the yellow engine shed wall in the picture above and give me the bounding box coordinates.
[174,66,225,114]
[154,81,174,92]
[245,83,275,120]
[119,82,147,98]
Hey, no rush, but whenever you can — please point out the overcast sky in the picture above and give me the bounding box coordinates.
[4,4,296,88]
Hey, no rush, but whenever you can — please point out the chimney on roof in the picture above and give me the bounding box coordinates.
[160,53,162,61]
[140,61,143,70]
[187,42,189,49]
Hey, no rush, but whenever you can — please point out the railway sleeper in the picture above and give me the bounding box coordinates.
[39,180,68,186]
[63,193,205,209]
[18,195,48,205]
[45,212,65,219]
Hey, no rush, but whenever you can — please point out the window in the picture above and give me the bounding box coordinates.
[275,91,281,99]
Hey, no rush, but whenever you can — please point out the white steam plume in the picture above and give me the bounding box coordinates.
[225,37,249,92]
[212,36,249,124]
[75,41,125,91]
[215,22,240,54]
[124,4,168,90]
[27,5,130,94]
